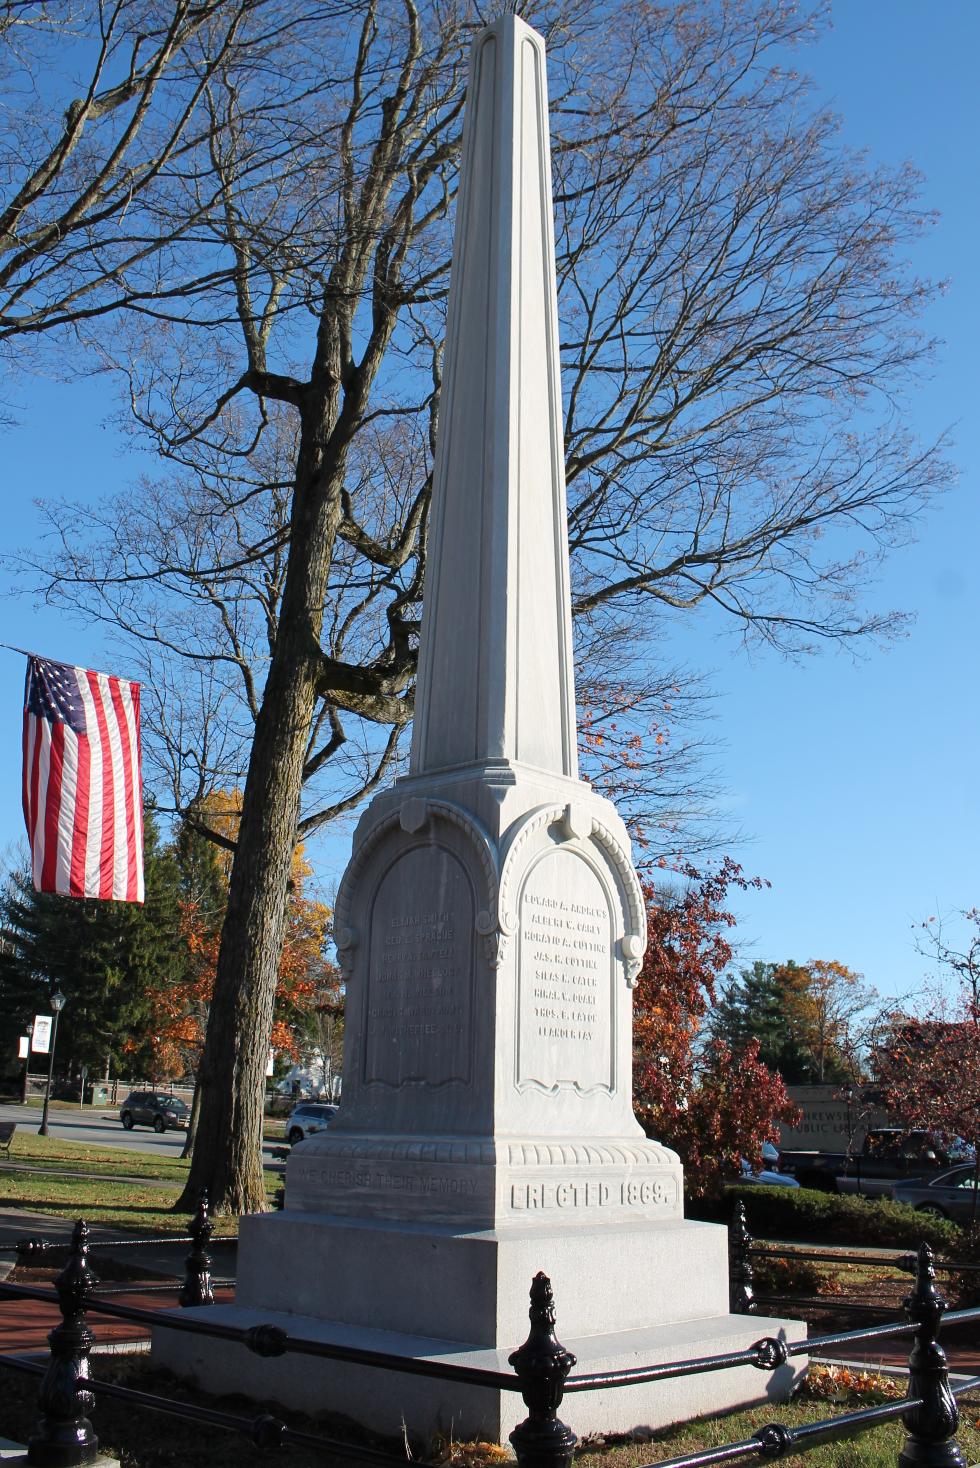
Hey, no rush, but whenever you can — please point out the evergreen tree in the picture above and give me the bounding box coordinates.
[0,811,186,1080]
[710,961,815,1084]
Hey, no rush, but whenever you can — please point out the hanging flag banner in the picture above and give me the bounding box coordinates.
[22,654,144,902]
[32,1015,52,1053]
[18,1036,29,1059]
[266,1049,275,1078]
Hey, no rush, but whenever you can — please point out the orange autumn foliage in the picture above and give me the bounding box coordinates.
[137,792,336,1079]
[632,858,798,1197]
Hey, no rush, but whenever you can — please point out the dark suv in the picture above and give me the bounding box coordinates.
[119,1091,190,1133]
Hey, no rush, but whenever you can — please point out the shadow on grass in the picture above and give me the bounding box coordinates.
[2,1165,183,1184]
[0,1197,183,1219]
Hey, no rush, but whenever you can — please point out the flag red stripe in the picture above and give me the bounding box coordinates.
[87,670,117,901]
[132,683,144,898]
[69,732,91,898]
[41,720,65,893]
[21,711,30,832]
[29,718,41,850]
[108,677,138,902]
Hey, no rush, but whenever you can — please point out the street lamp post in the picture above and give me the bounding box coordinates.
[21,1022,33,1105]
[38,991,66,1138]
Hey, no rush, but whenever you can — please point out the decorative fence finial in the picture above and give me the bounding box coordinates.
[180,1187,214,1308]
[899,1242,966,1468]
[508,1273,577,1468]
[28,1219,99,1466]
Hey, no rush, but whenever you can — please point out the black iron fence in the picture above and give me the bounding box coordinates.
[728,1199,980,1316]
[1,1201,979,1468]
[4,1190,233,1306]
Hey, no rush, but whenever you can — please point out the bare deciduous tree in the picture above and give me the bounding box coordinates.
[12,0,952,1211]
[0,0,318,369]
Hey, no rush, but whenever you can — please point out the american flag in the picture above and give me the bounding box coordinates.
[22,655,144,902]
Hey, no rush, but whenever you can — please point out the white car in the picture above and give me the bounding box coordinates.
[286,1102,337,1145]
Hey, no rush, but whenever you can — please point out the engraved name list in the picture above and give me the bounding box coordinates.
[517,847,613,1092]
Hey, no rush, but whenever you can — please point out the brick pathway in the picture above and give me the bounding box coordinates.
[812,1319,980,1378]
[0,1287,173,1353]
[0,1285,235,1355]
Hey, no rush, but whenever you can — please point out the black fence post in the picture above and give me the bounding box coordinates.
[899,1242,965,1468]
[180,1188,214,1308]
[27,1219,99,1467]
[729,1199,755,1314]
[509,1273,577,1468]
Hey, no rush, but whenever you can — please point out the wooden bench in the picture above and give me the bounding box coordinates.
[0,1121,15,1159]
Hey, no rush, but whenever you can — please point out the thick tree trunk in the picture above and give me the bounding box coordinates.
[176,650,317,1212]
[176,399,345,1215]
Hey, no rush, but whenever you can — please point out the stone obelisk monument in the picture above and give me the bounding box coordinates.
[156,12,798,1436]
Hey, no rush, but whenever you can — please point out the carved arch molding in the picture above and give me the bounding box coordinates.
[335,797,646,985]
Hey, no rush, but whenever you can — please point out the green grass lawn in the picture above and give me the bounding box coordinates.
[574,1391,980,1468]
[0,1132,279,1232]
[4,1129,191,1180]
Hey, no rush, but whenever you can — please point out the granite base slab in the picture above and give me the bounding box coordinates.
[152,1304,804,1442]
[231,1210,734,1342]
[152,1211,804,1443]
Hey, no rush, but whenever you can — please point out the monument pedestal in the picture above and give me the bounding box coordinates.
[154,1211,801,1439]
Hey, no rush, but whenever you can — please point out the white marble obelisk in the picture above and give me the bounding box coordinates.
[155,14,800,1437]
[285,3,675,1228]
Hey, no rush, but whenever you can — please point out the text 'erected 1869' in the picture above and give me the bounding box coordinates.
[510,1177,674,1210]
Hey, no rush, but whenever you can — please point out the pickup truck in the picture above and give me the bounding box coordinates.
[777,1129,968,1197]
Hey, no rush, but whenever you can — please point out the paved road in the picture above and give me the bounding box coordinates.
[0,1102,191,1157]
[0,1103,284,1163]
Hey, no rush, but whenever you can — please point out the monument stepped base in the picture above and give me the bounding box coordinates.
[152,1212,804,1441]
[154,1305,801,1442]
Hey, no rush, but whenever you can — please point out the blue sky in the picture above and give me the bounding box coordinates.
[682,0,980,998]
[1,1,977,1003]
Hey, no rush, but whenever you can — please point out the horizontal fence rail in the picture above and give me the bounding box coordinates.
[727,1198,980,1317]
[633,1396,927,1468]
[1,1202,979,1468]
[7,1235,237,1253]
[748,1246,980,1276]
[3,1189,230,1308]
[628,1378,980,1468]
[13,1269,977,1397]
[0,1277,522,1391]
[0,1352,438,1468]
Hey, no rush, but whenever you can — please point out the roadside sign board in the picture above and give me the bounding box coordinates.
[778,1084,889,1151]
[32,1015,52,1054]
[18,1035,29,1059]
